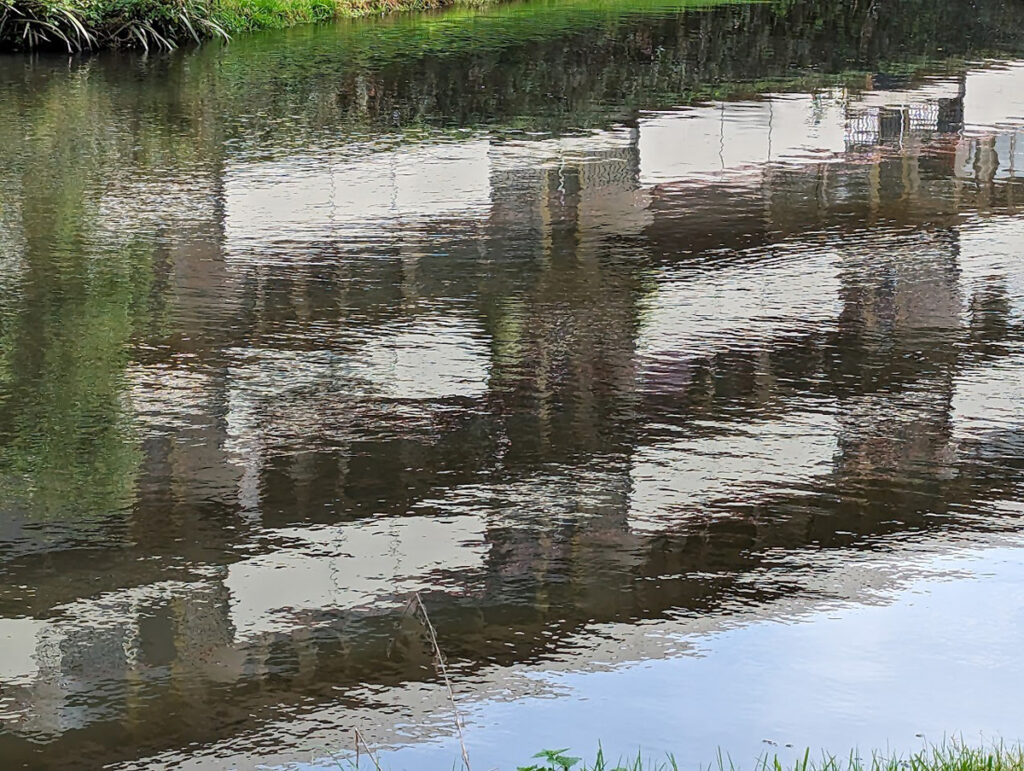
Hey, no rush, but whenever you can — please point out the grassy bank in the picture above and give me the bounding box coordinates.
[514,744,1024,771]
[0,0,489,52]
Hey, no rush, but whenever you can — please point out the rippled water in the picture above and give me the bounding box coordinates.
[1,0,1023,768]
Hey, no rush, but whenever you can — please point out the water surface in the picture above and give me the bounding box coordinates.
[1,0,1024,767]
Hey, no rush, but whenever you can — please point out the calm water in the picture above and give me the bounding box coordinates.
[1,0,1024,768]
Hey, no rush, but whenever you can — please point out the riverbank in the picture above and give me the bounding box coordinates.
[514,744,1024,771]
[0,0,488,52]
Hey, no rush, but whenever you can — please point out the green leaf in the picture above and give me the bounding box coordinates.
[535,749,573,760]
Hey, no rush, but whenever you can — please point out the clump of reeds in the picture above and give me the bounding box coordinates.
[97,0,229,50]
[0,0,228,51]
[0,0,93,51]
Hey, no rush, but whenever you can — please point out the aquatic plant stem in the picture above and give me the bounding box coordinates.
[353,728,384,771]
[408,592,472,771]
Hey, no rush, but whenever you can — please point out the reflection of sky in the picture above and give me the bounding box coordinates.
[359,317,492,401]
[951,353,1024,443]
[225,515,487,642]
[639,93,849,184]
[151,538,1024,770]
[628,406,839,532]
[958,217,1024,318]
[964,62,1024,133]
[221,314,492,456]
[362,544,1024,771]
[0,618,45,685]
[223,140,493,247]
[636,245,842,366]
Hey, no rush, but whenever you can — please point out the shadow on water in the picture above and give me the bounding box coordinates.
[0,0,1023,767]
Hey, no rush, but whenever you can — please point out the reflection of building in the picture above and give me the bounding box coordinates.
[2,59,1024,769]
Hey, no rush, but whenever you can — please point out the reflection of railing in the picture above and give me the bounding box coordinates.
[844,102,950,146]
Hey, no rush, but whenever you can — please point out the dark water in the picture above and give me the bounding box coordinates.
[1,0,1024,767]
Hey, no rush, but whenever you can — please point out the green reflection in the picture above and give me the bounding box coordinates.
[0,72,155,522]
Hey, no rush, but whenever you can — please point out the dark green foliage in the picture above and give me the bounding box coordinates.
[0,0,227,50]
[0,0,94,50]
[80,0,230,50]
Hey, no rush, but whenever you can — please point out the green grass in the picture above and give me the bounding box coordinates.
[0,0,493,50]
[209,0,336,32]
[211,0,491,33]
[515,744,1024,771]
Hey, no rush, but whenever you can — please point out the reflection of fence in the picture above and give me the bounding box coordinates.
[844,102,950,147]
